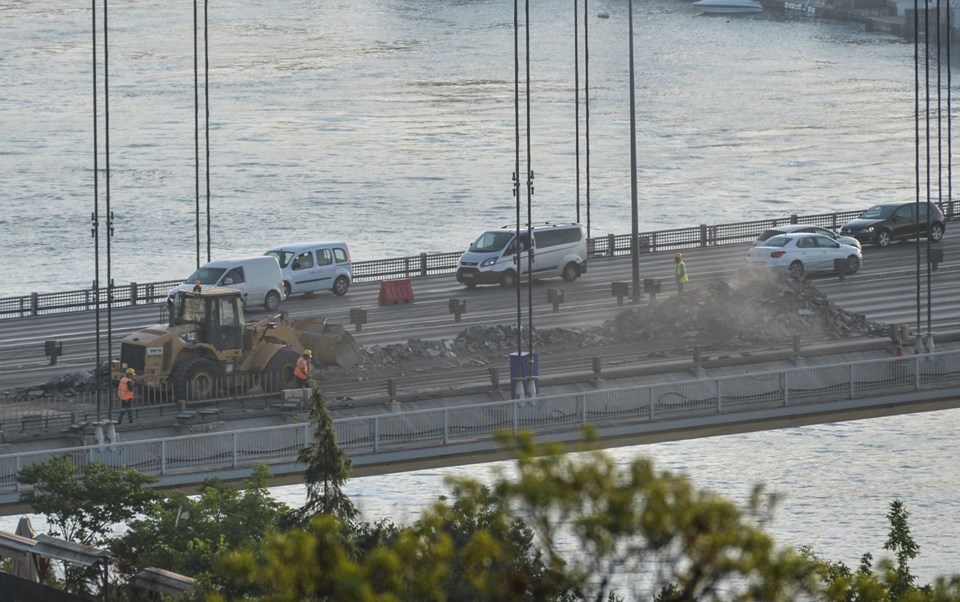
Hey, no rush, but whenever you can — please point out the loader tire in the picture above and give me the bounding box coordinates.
[264,348,300,393]
[171,357,222,401]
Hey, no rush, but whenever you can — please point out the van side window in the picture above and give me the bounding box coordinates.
[317,249,333,266]
[333,248,348,263]
[292,251,314,270]
[221,267,244,285]
[534,227,581,249]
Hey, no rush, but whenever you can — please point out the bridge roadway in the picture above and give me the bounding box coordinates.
[0,238,956,514]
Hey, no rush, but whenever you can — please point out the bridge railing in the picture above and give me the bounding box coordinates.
[5,204,950,321]
[0,350,956,495]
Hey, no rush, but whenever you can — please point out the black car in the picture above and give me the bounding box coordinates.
[840,201,946,248]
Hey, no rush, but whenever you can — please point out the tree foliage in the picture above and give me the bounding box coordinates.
[290,384,357,526]
[110,465,289,582]
[208,430,824,601]
[17,455,157,546]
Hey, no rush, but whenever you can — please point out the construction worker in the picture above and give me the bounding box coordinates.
[116,367,136,424]
[674,251,689,296]
[294,349,313,388]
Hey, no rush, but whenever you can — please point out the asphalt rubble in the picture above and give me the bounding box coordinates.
[4,273,892,401]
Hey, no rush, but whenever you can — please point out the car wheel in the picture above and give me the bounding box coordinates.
[500,270,518,288]
[875,229,892,248]
[171,357,222,401]
[264,290,282,311]
[929,223,945,242]
[333,276,350,296]
[846,255,861,274]
[788,261,805,279]
[282,281,292,298]
[562,262,580,282]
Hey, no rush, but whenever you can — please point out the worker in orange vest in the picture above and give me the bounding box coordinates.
[294,349,313,388]
[117,367,136,424]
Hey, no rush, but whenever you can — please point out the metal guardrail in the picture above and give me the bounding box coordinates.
[2,204,956,321]
[0,349,956,496]
[0,208,893,320]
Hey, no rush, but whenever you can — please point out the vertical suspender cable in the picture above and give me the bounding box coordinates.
[194,0,201,268]
[574,0,580,225]
[584,0,591,239]
[629,0,640,305]
[514,0,522,358]
[913,0,921,336]
[930,0,939,334]
[91,0,102,421]
[205,0,211,262]
[525,0,534,362]
[948,0,953,222]
[104,0,114,421]
[923,4,930,336]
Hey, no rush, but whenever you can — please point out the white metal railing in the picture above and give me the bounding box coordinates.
[0,350,957,495]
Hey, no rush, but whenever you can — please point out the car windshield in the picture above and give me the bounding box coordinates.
[264,250,294,268]
[757,229,783,242]
[184,267,226,285]
[469,231,515,253]
[860,205,896,219]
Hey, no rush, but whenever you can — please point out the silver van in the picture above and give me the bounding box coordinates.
[456,223,588,287]
[168,256,286,311]
[264,241,353,298]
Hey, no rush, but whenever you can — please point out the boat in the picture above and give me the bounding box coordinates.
[692,0,763,14]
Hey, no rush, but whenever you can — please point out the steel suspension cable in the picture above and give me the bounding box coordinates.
[91,0,102,421]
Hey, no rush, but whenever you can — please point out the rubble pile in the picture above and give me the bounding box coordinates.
[344,274,891,374]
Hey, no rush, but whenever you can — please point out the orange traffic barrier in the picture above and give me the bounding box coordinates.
[378,279,414,305]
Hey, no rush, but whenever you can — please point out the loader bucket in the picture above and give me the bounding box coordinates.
[299,323,361,368]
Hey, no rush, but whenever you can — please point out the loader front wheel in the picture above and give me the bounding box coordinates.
[171,357,222,401]
[264,348,301,393]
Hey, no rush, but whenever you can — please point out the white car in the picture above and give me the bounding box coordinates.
[754,224,862,251]
[747,232,862,278]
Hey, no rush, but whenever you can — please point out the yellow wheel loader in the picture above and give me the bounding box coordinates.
[111,286,360,401]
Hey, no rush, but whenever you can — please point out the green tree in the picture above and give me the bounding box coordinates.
[16,455,158,595]
[805,499,960,601]
[111,465,289,581]
[17,455,158,546]
[208,431,824,601]
[289,384,357,526]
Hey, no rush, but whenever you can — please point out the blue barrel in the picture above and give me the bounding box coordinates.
[509,351,539,398]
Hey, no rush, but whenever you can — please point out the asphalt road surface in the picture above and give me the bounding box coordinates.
[0,237,956,391]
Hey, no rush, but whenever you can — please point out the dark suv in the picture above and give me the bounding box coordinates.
[840,201,946,247]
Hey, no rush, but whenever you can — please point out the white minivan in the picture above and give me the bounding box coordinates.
[456,223,588,287]
[168,256,286,311]
[264,241,353,298]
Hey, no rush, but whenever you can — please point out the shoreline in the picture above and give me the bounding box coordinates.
[763,0,956,41]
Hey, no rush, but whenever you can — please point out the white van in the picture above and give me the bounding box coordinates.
[456,223,588,287]
[264,241,353,298]
[168,256,285,311]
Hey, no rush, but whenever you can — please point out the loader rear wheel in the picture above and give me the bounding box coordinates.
[171,357,222,401]
[264,348,300,393]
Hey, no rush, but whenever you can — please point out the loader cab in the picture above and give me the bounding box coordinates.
[168,286,245,352]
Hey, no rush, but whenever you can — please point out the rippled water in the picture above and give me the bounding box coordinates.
[0,0,933,297]
[2,0,958,583]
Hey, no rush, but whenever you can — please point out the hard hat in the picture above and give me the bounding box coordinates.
[674,251,682,260]
[125,368,135,375]
[303,349,313,357]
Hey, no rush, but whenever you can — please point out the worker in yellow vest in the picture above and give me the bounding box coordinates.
[294,349,313,388]
[674,252,689,296]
